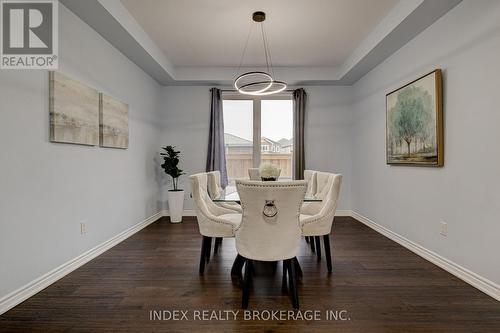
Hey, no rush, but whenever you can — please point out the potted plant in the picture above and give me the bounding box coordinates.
[260,163,281,181]
[160,146,185,223]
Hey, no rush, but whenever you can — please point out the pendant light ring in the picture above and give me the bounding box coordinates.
[237,80,287,96]
[237,81,272,95]
[234,71,273,94]
[252,80,287,96]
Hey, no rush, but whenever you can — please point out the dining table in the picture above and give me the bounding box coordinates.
[213,191,322,204]
[213,190,322,286]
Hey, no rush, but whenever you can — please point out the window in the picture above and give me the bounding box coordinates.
[222,100,253,192]
[261,99,294,180]
[223,94,294,189]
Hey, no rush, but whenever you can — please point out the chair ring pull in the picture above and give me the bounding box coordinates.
[263,200,278,218]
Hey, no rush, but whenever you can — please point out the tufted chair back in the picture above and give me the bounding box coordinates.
[301,170,332,215]
[304,170,317,197]
[301,173,342,236]
[190,173,240,237]
[206,171,223,199]
[235,180,307,261]
[207,170,242,213]
[248,168,261,180]
[314,171,335,199]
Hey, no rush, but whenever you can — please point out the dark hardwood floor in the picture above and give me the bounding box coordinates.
[1,216,499,332]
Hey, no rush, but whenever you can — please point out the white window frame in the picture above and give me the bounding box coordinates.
[222,92,293,168]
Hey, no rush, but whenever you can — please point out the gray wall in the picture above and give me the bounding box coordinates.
[158,86,210,211]
[350,0,500,285]
[159,86,353,212]
[0,5,163,298]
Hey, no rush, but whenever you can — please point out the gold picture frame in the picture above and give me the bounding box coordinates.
[386,69,443,166]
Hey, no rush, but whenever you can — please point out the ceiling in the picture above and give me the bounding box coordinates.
[120,0,398,68]
[61,0,463,85]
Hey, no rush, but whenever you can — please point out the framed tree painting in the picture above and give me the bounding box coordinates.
[386,69,443,166]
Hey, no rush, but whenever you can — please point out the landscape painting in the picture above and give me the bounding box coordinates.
[99,93,129,149]
[49,71,99,146]
[386,69,443,166]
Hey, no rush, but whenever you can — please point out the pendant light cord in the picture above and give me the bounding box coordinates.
[261,22,276,79]
[260,23,271,75]
[237,18,276,79]
[236,24,254,77]
[234,11,287,95]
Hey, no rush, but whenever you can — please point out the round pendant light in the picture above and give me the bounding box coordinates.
[234,71,273,95]
[234,11,287,96]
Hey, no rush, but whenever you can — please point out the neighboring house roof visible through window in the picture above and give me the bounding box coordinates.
[278,138,293,148]
[224,133,252,147]
[225,133,294,150]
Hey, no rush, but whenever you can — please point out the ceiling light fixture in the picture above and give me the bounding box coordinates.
[234,11,287,96]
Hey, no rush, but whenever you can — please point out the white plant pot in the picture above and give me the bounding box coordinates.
[167,190,185,223]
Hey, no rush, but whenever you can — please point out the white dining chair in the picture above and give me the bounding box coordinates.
[302,170,317,246]
[190,173,242,275]
[304,170,317,197]
[247,168,261,180]
[235,179,307,309]
[300,172,342,273]
[302,170,333,252]
[207,171,242,213]
[206,170,242,254]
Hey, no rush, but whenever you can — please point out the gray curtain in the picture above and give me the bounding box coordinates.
[206,88,228,188]
[293,88,307,180]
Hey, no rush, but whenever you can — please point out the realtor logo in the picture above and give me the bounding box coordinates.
[1,0,58,69]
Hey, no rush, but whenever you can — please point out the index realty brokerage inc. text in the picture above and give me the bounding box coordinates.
[150,309,351,321]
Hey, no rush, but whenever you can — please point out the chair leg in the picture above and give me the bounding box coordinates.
[288,258,300,309]
[293,257,303,278]
[271,261,278,275]
[214,237,222,254]
[199,236,209,275]
[310,236,316,253]
[205,237,212,263]
[315,236,322,262]
[282,260,289,293]
[242,259,252,309]
[213,238,218,254]
[323,234,332,273]
[231,254,245,276]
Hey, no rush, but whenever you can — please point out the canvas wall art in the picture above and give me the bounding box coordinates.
[49,71,99,146]
[99,93,129,149]
[386,69,443,166]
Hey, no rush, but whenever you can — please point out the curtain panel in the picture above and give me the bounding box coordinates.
[206,88,228,188]
[293,88,307,180]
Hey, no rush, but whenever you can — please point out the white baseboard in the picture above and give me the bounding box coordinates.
[351,211,500,302]
[0,211,163,315]
[335,209,351,217]
[161,209,196,217]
